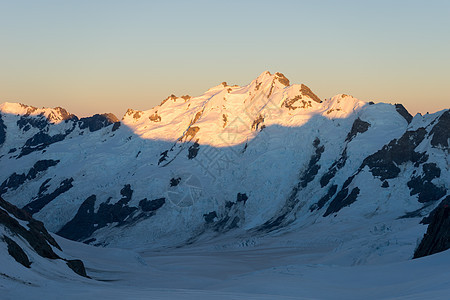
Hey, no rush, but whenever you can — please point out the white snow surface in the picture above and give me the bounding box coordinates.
[1,233,450,299]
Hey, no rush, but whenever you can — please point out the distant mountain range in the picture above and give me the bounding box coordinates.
[0,71,448,263]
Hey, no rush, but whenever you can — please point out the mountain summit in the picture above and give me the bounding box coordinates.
[122,71,365,147]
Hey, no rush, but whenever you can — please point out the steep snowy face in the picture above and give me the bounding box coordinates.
[0,72,448,263]
[0,196,88,279]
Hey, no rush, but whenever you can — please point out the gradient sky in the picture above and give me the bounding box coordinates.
[1,0,449,118]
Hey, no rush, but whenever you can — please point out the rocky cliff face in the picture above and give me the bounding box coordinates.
[414,195,450,258]
[0,72,448,261]
[0,196,88,277]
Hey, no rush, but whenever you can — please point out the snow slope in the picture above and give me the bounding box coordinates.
[0,196,89,296]
[2,234,450,299]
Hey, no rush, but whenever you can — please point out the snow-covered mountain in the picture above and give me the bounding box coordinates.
[0,71,448,265]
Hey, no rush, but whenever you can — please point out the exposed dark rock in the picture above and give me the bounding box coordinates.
[37,178,52,196]
[8,148,16,153]
[0,159,59,195]
[228,217,240,229]
[414,196,450,258]
[300,138,325,188]
[421,196,450,225]
[212,216,230,231]
[237,193,248,203]
[0,113,7,147]
[181,126,200,142]
[311,184,338,211]
[18,104,38,115]
[320,148,347,187]
[66,259,88,278]
[0,198,60,259]
[0,173,26,195]
[275,72,290,86]
[159,94,177,106]
[324,187,360,217]
[300,84,322,103]
[132,111,142,119]
[321,175,358,215]
[283,95,312,110]
[399,202,436,220]
[17,115,49,132]
[58,185,163,241]
[222,114,228,128]
[251,115,264,131]
[407,163,445,203]
[149,113,161,122]
[139,198,165,212]
[203,211,217,224]
[258,214,287,232]
[361,128,428,181]
[19,131,70,157]
[28,218,61,250]
[258,187,304,231]
[429,110,449,149]
[79,113,119,132]
[214,216,241,232]
[3,235,31,268]
[381,180,389,188]
[83,238,96,245]
[421,162,441,181]
[208,200,246,232]
[57,195,97,241]
[158,150,169,165]
[188,142,200,159]
[170,177,181,187]
[283,95,302,110]
[342,174,356,190]
[1,196,88,276]
[23,178,74,215]
[27,160,60,180]
[225,201,234,208]
[345,118,371,142]
[395,104,413,124]
[120,184,133,200]
[0,196,32,221]
[191,111,203,125]
[112,121,121,132]
[241,143,248,154]
[257,138,325,232]
[24,132,65,147]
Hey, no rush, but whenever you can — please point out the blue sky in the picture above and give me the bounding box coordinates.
[0,0,449,117]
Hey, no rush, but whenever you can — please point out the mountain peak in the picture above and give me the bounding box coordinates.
[254,71,290,87]
[120,71,372,148]
[0,102,38,115]
[274,72,290,86]
[0,102,76,123]
[255,70,273,82]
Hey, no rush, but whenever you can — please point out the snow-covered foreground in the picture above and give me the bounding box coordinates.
[2,233,450,300]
